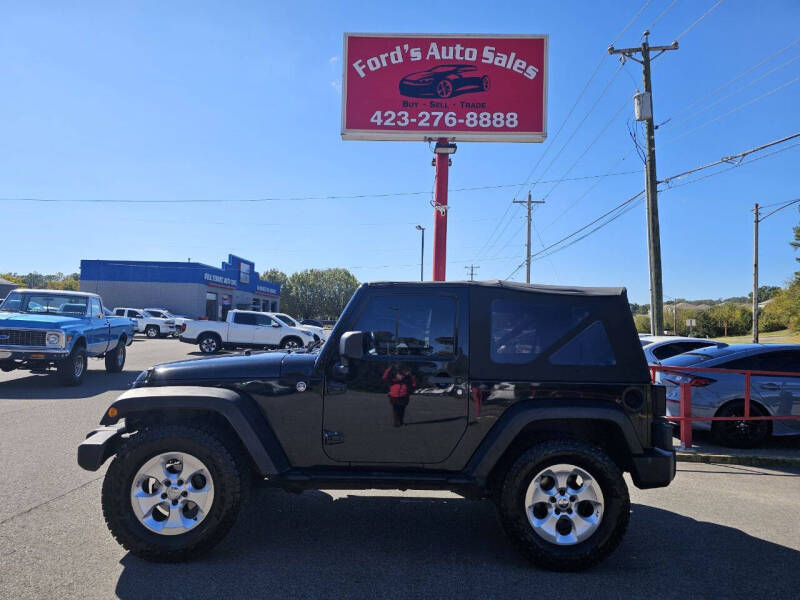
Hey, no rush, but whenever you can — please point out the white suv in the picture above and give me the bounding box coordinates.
[113,307,176,339]
[268,312,327,342]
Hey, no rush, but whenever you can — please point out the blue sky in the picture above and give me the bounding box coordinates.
[1,0,798,303]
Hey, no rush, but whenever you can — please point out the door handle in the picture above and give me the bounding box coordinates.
[759,383,780,391]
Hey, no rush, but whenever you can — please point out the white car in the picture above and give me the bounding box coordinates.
[179,309,315,354]
[113,307,176,339]
[143,308,192,330]
[268,312,327,342]
[639,335,726,365]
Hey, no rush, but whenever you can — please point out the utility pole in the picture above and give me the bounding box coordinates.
[513,191,545,283]
[609,31,678,335]
[415,225,425,282]
[753,203,759,343]
[465,264,479,281]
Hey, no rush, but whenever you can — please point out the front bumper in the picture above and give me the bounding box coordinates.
[77,422,127,471]
[0,346,70,362]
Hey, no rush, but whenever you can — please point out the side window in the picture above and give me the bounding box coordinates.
[550,321,616,366]
[756,351,800,373]
[132,311,144,319]
[652,342,699,361]
[255,314,275,327]
[115,309,125,316]
[354,295,456,357]
[722,356,761,371]
[490,298,589,364]
[90,298,101,316]
[233,312,257,326]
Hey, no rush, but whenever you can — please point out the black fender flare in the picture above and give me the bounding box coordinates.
[99,386,289,476]
[464,400,644,486]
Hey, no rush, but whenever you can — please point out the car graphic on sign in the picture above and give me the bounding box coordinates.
[398,64,490,99]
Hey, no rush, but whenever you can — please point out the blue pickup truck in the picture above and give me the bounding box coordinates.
[0,289,135,386]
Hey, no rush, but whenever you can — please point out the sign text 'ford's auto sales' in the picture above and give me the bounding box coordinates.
[342,33,547,142]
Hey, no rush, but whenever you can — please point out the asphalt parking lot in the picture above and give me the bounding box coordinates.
[1,338,798,599]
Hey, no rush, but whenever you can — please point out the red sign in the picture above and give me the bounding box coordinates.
[342,33,547,142]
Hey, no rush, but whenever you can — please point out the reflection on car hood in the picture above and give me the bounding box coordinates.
[0,312,85,328]
[149,350,317,384]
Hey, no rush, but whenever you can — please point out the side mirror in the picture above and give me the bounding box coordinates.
[339,331,364,361]
[271,322,281,327]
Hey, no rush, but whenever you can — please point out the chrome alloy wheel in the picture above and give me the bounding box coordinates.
[200,336,218,353]
[73,354,85,378]
[130,452,215,536]
[524,463,604,546]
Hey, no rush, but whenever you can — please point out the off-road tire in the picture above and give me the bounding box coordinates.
[57,345,87,386]
[145,325,159,339]
[279,336,303,349]
[711,400,771,448]
[198,333,222,354]
[104,339,126,373]
[497,439,630,571]
[102,423,251,562]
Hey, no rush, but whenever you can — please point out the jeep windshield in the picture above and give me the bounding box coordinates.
[0,291,88,316]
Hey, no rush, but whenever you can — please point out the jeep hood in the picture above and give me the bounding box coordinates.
[148,350,316,385]
[0,312,85,328]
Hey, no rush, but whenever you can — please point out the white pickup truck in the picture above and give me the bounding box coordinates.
[113,307,176,338]
[179,309,316,354]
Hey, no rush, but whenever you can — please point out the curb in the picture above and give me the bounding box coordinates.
[676,451,800,468]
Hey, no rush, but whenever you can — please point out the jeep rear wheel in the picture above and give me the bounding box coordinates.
[497,439,629,571]
[102,423,250,562]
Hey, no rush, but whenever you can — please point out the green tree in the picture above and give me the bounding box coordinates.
[748,285,781,303]
[633,314,650,333]
[281,268,359,318]
[260,268,288,287]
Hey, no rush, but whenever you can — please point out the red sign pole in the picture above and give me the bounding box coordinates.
[432,137,449,281]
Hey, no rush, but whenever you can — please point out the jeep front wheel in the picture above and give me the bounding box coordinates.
[102,424,250,562]
[497,439,629,571]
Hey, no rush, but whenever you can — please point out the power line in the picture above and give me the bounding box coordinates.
[645,0,679,32]
[662,76,800,145]
[474,1,654,264]
[507,132,800,275]
[673,0,725,42]
[758,198,800,221]
[668,38,800,122]
[0,169,642,205]
[669,52,800,127]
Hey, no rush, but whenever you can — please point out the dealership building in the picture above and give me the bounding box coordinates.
[80,255,281,320]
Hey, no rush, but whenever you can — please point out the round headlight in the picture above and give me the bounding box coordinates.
[46,333,61,346]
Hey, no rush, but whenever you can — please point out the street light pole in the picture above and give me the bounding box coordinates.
[415,225,425,282]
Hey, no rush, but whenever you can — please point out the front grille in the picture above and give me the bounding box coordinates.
[0,329,47,347]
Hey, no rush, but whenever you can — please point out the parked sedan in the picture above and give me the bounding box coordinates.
[656,344,800,447]
[640,336,726,364]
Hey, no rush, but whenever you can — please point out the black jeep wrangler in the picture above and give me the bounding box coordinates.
[78,281,674,571]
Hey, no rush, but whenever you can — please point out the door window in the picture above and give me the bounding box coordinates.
[255,314,277,327]
[89,298,102,317]
[354,295,456,357]
[114,309,125,316]
[233,312,258,325]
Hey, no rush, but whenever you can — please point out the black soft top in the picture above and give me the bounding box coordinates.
[365,280,626,297]
[362,281,648,383]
